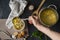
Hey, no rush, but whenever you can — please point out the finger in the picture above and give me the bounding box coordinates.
[28,16,37,25]
[28,16,35,24]
[29,16,39,26]
[32,16,38,20]
[28,20,32,24]
[28,16,33,24]
[30,16,37,24]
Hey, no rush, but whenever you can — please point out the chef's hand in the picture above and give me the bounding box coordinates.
[28,16,60,40]
[28,16,41,27]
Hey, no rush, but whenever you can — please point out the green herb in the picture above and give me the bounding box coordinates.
[31,30,43,40]
[31,30,47,40]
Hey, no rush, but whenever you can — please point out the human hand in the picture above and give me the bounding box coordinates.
[28,16,40,27]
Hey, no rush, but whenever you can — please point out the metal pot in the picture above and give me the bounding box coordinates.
[38,4,59,27]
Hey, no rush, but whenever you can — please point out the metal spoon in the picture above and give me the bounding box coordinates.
[21,18,29,20]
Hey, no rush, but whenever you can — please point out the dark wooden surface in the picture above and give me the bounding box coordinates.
[0,0,60,40]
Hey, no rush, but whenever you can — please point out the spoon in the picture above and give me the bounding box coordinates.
[32,0,46,15]
[21,18,29,20]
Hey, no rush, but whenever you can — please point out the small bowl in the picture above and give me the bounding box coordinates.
[12,17,25,32]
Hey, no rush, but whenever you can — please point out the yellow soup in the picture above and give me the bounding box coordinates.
[40,8,58,26]
[12,17,24,30]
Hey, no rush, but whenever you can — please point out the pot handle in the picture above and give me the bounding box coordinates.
[47,4,57,10]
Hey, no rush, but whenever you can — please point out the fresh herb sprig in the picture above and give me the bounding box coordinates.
[31,30,48,40]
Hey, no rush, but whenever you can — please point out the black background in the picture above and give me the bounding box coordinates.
[0,0,60,40]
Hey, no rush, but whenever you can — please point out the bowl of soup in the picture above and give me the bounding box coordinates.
[12,17,25,32]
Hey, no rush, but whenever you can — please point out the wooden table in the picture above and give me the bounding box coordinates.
[0,19,29,39]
